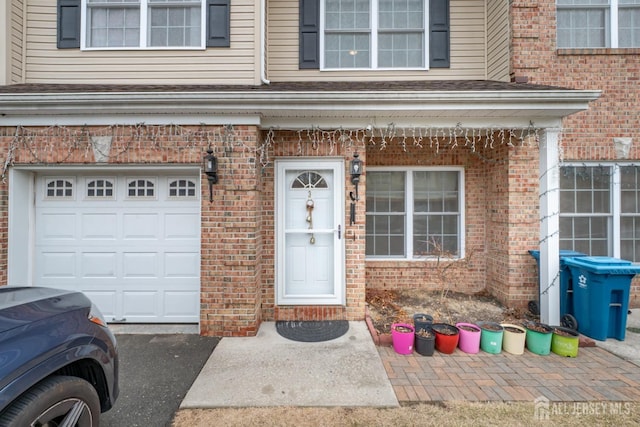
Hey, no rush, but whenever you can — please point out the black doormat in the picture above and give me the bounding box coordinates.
[275,320,349,342]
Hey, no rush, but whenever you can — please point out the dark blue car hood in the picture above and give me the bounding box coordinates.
[0,287,91,334]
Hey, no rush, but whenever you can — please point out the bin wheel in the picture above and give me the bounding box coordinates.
[561,314,578,331]
[528,300,540,315]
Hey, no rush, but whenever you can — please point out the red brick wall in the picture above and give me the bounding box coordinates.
[511,1,640,307]
[363,135,539,310]
[0,124,266,337]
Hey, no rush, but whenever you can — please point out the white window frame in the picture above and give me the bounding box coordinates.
[84,177,117,200]
[365,166,465,261]
[167,177,199,200]
[126,177,157,199]
[560,162,640,262]
[557,0,640,48]
[44,177,76,200]
[81,0,207,50]
[320,0,429,71]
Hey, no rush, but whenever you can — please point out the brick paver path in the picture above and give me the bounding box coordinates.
[378,346,640,402]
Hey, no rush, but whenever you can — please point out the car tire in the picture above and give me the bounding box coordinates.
[1,375,100,427]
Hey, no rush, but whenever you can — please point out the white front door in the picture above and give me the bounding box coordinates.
[276,159,344,305]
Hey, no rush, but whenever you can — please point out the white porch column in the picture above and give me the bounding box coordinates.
[539,128,561,326]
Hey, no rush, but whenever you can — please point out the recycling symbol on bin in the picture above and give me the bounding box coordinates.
[577,274,587,289]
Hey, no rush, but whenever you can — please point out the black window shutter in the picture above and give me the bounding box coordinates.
[429,0,450,68]
[57,0,81,49]
[207,0,231,47]
[299,0,320,69]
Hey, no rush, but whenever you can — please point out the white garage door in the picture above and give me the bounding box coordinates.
[34,172,201,323]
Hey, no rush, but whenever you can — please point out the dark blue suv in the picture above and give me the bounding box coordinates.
[0,287,119,426]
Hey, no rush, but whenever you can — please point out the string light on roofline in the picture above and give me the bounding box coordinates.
[3,123,544,179]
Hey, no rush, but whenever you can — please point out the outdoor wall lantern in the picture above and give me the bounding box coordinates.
[349,152,363,226]
[203,148,218,202]
[350,152,363,200]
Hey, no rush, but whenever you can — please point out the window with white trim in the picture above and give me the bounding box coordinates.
[365,168,464,259]
[86,178,115,198]
[45,178,75,199]
[560,164,640,262]
[322,0,427,69]
[84,0,204,49]
[168,178,197,198]
[557,0,640,48]
[127,178,156,198]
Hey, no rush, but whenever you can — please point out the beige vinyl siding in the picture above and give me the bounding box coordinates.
[267,0,487,81]
[486,0,510,81]
[24,0,260,85]
[10,0,24,83]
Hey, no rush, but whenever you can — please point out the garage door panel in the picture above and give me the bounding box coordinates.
[82,213,117,239]
[163,291,200,317]
[123,214,159,239]
[165,213,200,239]
[122,291,159,317]
[35,173,200,323]
[165,252,199,277]
[123,253,158,278]
[81,252,117,278]
[40,252,76,278]
[39,213,77,240]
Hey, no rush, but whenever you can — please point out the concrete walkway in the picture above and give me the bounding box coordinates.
[181,321,398,408]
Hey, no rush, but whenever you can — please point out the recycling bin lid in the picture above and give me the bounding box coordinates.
[563,256,640,274]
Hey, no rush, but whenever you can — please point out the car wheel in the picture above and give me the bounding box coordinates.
[1,375,100,427]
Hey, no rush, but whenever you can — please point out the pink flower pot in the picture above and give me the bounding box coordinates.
[455,322,481,354]
[391,323,415,355]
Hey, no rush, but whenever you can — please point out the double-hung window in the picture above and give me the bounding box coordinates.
[322,0,427,69]
[84,0,204,48]
[557,0,640,48]
[560,164,640,262]
[365,168,464,259]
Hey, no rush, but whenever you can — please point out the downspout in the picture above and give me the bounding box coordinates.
[260,0,270,85]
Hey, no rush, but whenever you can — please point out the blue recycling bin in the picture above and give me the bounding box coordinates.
[563,256,640,341]
[528,250,586,317]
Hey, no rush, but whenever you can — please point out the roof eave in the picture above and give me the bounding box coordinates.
[0,89,602,127]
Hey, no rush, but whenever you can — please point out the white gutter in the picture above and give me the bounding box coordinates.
[260,0,270,85]
[0,89,601,107]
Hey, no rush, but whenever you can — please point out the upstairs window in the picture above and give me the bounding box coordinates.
[557,0,640,48]
[322,0,427,69]
[85,0,203,48]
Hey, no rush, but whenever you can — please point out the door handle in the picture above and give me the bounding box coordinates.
[337,224,341,239]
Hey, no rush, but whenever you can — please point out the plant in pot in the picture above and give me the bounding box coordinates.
[500,323,527,355]
[550,326,579,357]
[414,327,436,356]
[455,322,481,354]
[431,323,460,354]
[413,313,433,332]
[391,323,415,355]
[524,321,554,355]
[477,321,504,354]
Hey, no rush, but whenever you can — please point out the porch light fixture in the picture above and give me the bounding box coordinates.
[350,152,363,201]
[203,148,218,202]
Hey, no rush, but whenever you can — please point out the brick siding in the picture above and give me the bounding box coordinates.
[511,0,640,307]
